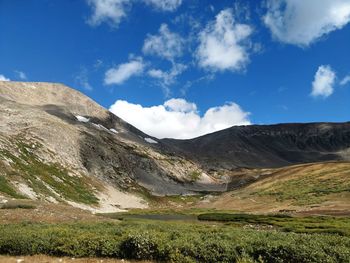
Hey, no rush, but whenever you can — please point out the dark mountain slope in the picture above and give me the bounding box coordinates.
[163,122,350,169]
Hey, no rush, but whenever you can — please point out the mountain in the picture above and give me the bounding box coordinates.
[0,81,225,212]
[0,81,349,213]
[164,122,350,169]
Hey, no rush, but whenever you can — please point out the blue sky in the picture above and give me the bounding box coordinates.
[1,0,350,138]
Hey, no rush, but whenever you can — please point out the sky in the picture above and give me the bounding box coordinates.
[0,0,350,139]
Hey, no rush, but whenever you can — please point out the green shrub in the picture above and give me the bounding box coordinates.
[0,203,36,209]
[0,221,349,262]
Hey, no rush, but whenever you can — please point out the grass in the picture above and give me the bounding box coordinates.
[0,175,25,199]
[242,162,350,206]
[197,213,350,236]
[0,138,99,205]
[0,220,349,262]
[188,170,201,182]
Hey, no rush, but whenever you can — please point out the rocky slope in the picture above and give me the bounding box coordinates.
[163,122,350,169]
[0,81,226,212]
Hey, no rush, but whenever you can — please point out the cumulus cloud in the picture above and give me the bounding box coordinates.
[0,74,10,81]
[164,98,196,112]
[109,98,250,139]
[311,65,336,98]
[87,0,131,27]
[196,8,253,72]
[263,0,350,46]
[340,75,350,86]
[143,24,184,61]
[104,57,144,85]
[143,0,182,11]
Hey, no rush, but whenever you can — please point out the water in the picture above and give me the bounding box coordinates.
[119,214,197,221]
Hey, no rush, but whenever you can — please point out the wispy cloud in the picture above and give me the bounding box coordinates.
[74,67,93,91]
[340,75,350,86]
[143,24,185,62]
[86,0,131,28]
[15,70,27,80]
[148,63,187,95]
[143,0,182,11]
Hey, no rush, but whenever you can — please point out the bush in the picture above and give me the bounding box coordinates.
[0,221,349,262]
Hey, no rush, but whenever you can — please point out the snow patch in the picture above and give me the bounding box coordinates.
[75,115,90,123]
[110,128,118,134]
[144,137,158,144]
[92,123,109,131]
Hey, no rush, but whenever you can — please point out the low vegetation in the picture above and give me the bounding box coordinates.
[1,215,350,262]
[0,203,36,210]
[198,213,350,236]
[0,138,99,204]
[0,175,25,199]
[188,170,201,182]
[229,162,350,207]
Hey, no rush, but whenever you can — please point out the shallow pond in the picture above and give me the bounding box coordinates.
[117,214,197,221]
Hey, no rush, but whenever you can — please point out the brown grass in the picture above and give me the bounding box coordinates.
[0,200,112,224]
[196,162,350,215]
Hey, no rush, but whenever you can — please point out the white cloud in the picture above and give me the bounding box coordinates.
[263,0,350,46]
[15,70,27,80]
[196,8,253,72]
[109,98,251,139]
[148,63,186,86]
[340,75,350,86]
[87,0,131,27]
[311,65,336,98]
[143,0,182,11]
[164,98,197,112]
[104,57,144,85]
[0,74,10,81]
[142,24,184,61]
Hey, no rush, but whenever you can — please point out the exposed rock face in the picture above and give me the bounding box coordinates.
[163,122,350,169]
[0,81,226,211]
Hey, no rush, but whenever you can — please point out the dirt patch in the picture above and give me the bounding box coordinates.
[0,200,111,223]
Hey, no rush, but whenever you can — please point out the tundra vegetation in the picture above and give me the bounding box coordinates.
[0,212,350,262]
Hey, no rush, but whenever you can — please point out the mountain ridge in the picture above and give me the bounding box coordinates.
[163,121,350,169]
[1,81,349,213]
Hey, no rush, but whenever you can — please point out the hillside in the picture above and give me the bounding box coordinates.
[0,81,226,212]
[197,162,350,216]
[164,122,350,169]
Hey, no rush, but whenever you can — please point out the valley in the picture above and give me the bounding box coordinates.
[0,81,350,262]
